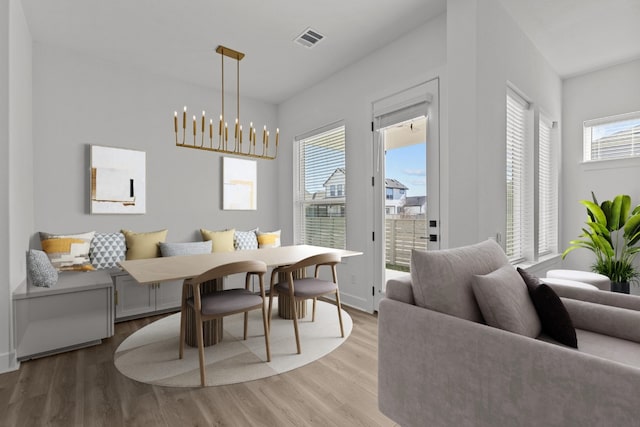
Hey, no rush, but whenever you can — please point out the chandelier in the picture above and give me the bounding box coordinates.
[173,45,278,159]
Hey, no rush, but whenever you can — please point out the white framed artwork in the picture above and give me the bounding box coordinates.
[223,157,257,210]
[90,145,146,214]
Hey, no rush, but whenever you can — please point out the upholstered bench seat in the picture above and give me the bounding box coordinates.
[546,269,610,291]
[540,277,598,290]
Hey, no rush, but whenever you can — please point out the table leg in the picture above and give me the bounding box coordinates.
[184,278,223,347]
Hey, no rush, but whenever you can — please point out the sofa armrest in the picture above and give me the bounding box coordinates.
[549,283,640,311]
[561,298,640,343]
[378,297,640,427]
[385,273,414,305]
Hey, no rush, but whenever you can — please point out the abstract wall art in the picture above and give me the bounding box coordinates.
[223,157,257,210]
[90,145,146,214]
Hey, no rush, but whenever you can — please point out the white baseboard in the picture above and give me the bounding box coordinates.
[0,350,19,374]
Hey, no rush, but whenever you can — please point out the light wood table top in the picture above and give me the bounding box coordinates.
[118,244,362,284]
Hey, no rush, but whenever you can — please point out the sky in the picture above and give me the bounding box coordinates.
[385,143,426,197]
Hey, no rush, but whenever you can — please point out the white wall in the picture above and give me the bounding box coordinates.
[0,0,33,373]
[561,58,640,294]
[9,0,32,291]
[0,0,11,373]
[277,14,447,310]
[32,44,280,244]
[447,0,562,248]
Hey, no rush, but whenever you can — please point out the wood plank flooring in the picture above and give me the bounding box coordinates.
[0,307,397,427]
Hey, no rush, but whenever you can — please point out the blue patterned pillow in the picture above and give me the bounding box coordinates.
[234,229,258,250]
[90,232,126,269]
[27,249,58,287]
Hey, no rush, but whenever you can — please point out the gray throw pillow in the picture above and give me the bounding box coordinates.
[27,249,59,288]
[472,265,541,338]
[410,240,509,322]
[159,241,213,257]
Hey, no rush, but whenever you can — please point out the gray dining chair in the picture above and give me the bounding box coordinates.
[268,252,344,354]
[179,260,270,386]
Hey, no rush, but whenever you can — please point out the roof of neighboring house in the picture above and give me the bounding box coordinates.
[405,196,426,206]
[385,178,408,190]
[323,167,346,187]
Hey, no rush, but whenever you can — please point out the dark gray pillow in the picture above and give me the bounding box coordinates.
[27,249,58,287]
[517,268,578,348]
[159,241,212,257]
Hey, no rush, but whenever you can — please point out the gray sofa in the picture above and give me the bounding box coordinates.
[378,240,640,427]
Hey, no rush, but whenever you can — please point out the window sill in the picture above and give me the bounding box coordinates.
[512,253,562,272]
[580,156,640,171]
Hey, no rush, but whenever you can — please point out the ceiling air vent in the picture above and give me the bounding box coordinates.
[294,27,325,48]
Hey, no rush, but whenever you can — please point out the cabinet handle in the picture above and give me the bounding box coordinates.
[114,289,119,306]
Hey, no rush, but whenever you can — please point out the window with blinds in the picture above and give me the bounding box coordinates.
[538,115,557,256]
[294,125,346,249]
[506,89,528,262]
[584,111,640,161]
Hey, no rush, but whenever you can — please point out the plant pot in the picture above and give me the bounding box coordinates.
[611,282,630,294]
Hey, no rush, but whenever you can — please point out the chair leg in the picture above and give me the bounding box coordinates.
[267,289,275,333]
[291,297,301,354]
[196,312,206,387]
[312,297,317,322]
[335,290,345,338]
[243,312,249,340]
[261,305,271,362]
[179,284,188,359]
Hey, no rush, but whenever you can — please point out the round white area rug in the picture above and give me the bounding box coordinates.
[114,300,352,387]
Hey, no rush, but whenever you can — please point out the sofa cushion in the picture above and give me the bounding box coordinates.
[159,241,212,257]
[39,231,95,271]
[410,239,509,322]
[518,268,577,348]
[234,229,258,250]
[121,229,168,260]
[90,232,126,269]
[200,228,235,252]
[538,329,640,368]
[27,249,59,287]
[472,265,541,337]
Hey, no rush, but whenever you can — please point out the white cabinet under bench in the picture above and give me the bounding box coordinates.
[112,271,182,321]
[13,270,115,361]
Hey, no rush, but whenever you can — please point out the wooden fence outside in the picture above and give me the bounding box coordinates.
[385,217,427,268]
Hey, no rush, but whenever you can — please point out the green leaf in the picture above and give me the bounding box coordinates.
[601,200,612,228]
[586,221,609,236]
[624,213,640,238]
[581,200,607,226]
[610,194,631,231]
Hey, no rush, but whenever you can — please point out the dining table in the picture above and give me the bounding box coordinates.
[118,244,362,347]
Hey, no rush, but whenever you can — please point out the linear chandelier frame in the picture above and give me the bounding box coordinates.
[173,45,278,160]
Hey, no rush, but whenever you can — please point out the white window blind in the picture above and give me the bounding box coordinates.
[584,111,640,161]
[506,89,528,262]
[538,115,557,256]
[294,125,346,249]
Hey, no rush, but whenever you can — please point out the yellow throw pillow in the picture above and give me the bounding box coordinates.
[257,230,281,248]
[39,231,95,271]
[121,229,168,260]
[200,228,235,253]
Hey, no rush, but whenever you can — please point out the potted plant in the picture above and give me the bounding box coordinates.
[563,192,640,293]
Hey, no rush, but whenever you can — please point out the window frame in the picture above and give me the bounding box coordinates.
[293,123,347,250]
[583,111,640,162]
[505,85,559,265]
